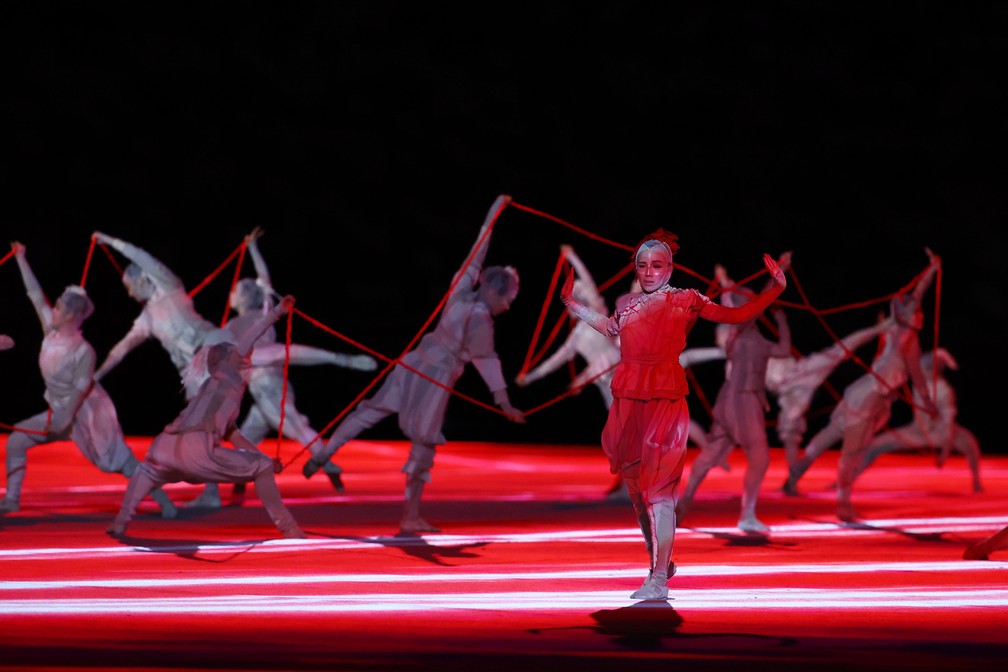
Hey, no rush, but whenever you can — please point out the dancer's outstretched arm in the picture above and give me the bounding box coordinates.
[560,271,610,335]
[701,254,786,325]
[563,245,601,305]
[911,248,940,306]
[517,329,579,386]
[95,323,149,381]
[449,195,511,298]
[92,232,184,293]
[11,242,52,332]
[244,227,274,310]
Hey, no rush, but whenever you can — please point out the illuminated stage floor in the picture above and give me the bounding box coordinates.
[2,437,1006,671]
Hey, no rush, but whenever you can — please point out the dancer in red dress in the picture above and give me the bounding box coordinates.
[561,230,786,600]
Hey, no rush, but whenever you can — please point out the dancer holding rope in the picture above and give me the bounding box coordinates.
[91,232,227,507]
[518,245,724,501]
[2,242,176,517]
[91,232,217,399]
[517,245,620,407]
[106,295,304,539]
[221,227,377,504]
[560,229,786,600]
[678,301,791,535]
[676,257,796,533]
[303,195,525,534]
[783,248,941,521]
[767,313,888,474]
[711,256,889,475]
[853,347,981,493]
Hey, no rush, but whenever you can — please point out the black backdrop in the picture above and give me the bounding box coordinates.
[2,2,1005,453]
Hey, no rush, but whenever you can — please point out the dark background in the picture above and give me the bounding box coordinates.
[1,2,1005,454]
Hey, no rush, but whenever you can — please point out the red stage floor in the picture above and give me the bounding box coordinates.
[1,437,1006,671]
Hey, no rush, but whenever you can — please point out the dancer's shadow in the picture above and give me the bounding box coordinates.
[684,526,798,549]
[588,602,685,647]
[309,530,490,567]
[531,603,798,649]
[837,519,954,544]
[0,511,110,529]
[104,533,270,562]
[787,514,959,545]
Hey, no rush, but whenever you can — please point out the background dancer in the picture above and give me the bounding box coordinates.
[854,347,981,493]
[106,296,303,539]
[304,195,525,534]
[2,242,175,517]
[783,249,940,521]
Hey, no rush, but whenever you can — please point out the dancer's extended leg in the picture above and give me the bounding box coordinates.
[631,498,677,600]
[399,443,439,534]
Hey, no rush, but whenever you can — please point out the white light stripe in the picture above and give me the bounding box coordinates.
[2,589,1008,615]
[2,561,1005,592]
[1,514,1007,560]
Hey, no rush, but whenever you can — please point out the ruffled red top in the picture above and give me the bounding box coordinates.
[608,287,710,401]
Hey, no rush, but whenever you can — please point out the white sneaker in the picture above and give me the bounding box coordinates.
[630,572,669,600]
[738,517,769,534]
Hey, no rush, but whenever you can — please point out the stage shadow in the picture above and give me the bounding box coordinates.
[0,511,110,528]
[308,530,490,567]
[104,533,267,562]
[530,603,799,650]
[840,519,956,544]
[784,514,960,545]
[684,526,799,549]
[588,602,685,647]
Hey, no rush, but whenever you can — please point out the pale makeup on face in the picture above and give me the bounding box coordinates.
[488,292,514,316]
[124,275,154,302]
[50,299,72,329]
[635,248,673,293]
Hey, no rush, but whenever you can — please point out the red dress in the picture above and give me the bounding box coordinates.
[601,287,711,504]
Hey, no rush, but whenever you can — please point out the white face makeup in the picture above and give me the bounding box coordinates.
[635,246,673,293]
[123,273,154,302]
[486,290,515,316]
[50,298,73,329]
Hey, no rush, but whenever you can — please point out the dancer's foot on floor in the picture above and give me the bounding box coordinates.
[837,501,859,523]
[738,516,770,535]
[281,524,307,539]
[400,517,440,534]
[0,498,20,514]
[105,523,126,537]
[631,571,669,600]
[183,488,221,509]
[160,500,179,519]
